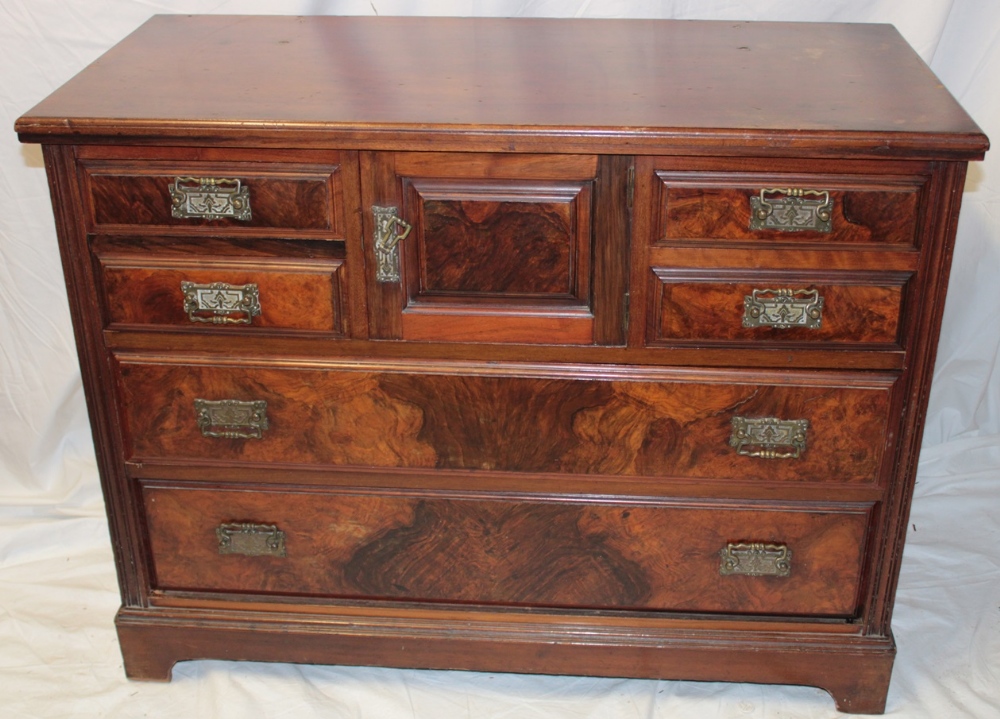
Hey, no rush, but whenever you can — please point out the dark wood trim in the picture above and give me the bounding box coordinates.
[360,150,404,339]
[116,606,895,714]
[124,461,886,503]
[18,124,989,162]
[592,155,632,345]
[103,329,907,370]
[43,145,149,606]
[865,162,972,634]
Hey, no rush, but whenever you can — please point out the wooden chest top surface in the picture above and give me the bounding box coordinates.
[15,15,987,157]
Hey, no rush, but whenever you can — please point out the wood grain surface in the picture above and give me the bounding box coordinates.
[650,273,906,346]
[398,162,592,305]
[86,168,338,232]
[415,192,579,297]
[118,360,896,484]
[16,16,987,160]
[143,484,870,616]
[656,185,920,245]
[365,151,601,344]
[99,257,345,334]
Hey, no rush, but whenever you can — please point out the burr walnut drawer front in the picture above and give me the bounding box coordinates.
[648,269,909,348]
[81,156,346,235]
[117,358,897,485]
[97,255,347,334]
[651,168,925,246]
[142,483,872,617]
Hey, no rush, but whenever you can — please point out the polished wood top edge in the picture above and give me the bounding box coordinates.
[15,121,989,160]
[16,15,986,154]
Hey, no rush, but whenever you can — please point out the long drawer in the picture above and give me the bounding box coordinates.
[142,483,871,617]
[117,358,897,485]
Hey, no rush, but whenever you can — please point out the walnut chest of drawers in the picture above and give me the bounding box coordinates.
[16,15,988,714]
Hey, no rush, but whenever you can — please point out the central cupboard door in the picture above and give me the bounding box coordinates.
[360,152,631,344]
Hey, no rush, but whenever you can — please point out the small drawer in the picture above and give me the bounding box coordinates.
[654,174,923,246]
[118,359,897,485]
[143,483,871,617]
[83,162,344,234]
[98,255,346,334]
[649,269,908,348]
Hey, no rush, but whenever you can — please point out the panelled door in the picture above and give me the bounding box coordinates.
[360,152,630,344]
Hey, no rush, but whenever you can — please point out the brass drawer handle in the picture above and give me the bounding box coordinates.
[181,281,261,325]
[720,542,791,577]
[373,205,412,283]
[194,399,269,439]
[743,288,824,329]
[169,177,251,221]
[749,188,832,232]
[729,416,808,459]
[217,522,286,557]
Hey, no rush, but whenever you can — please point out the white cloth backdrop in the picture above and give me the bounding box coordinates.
[1,1,998,717]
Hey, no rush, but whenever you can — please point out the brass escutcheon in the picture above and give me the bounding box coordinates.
[194,398,269,439]
[719,542,792,577]
[372,205,412,283]
[169,177,251,221]
[217,523,286,557]
[749,188,832,232]
[181,281,261,325]
[743,288,824,330]
[729,416,809,460]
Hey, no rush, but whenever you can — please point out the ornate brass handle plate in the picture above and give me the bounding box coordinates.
[719,542,791,577]
[729,416,809,459]
[169,177,251,221]
[181,281,261,325]
[194,398,269,439]
[749,188,832,232]
[743,288,824,329]
[373,205,412,283]
[217,523,286,557]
